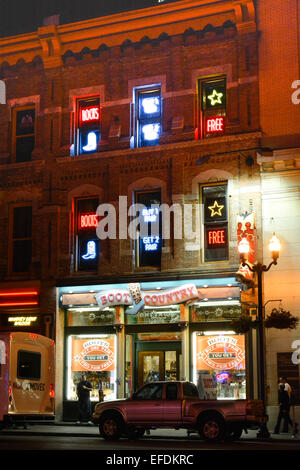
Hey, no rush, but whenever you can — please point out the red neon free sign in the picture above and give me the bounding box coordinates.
[80,105,100,126]
[79,213,98,230]
[207,228,227,247]
[206,116,225,134]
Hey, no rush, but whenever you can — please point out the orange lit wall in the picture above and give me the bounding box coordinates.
[257,0,300,146]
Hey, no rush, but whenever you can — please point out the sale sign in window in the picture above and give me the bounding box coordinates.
[206,116,225,135]
[206,228,227,248]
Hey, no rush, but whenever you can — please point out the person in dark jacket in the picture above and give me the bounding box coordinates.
[76,374,93,424]
[273,384,293,434]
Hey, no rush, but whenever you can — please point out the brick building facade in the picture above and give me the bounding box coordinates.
[0,0,274,422]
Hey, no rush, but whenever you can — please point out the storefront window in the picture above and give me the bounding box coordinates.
[190,303,241,322]
[192,332,246,400]
[126,305,180,325]
[66,334,116,402]
[67,307,115,327]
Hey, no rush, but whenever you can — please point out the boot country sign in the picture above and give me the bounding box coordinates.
[95,283,199,314]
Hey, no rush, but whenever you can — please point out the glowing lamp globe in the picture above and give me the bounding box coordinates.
[238,237,250,254]
[268,233,280,262]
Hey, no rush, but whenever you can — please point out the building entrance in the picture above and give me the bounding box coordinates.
[138,347,182,388]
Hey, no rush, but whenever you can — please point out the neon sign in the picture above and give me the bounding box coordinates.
[207,229,227,247]
[79,213,98,230]
[207,89,224,106]
[8,316,37,326]
[80,105,100,126]
[141,97,160,115]
[82,240,97,260]
[142,207,159,223]
[142,235,160,251]
[141,123,160,141]
[206,117,225,134]
[208,200,224,217]
[82,131,98,152]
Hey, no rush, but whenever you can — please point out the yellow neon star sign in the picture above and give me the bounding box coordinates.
[207,89,223,106]
[208,200,224,217]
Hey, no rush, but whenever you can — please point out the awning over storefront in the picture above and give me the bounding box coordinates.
[60,277,240,308]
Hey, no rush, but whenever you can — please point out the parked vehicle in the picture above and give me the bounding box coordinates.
[92,381,267,441]
[0,332,55,427]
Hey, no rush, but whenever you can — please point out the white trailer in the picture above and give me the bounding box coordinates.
[0,332,55,426]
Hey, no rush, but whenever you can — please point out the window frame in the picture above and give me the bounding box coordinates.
[134,189,162,269]
[200,182,229,263]
[134,86,162,148]
[75,95,101,156]
[74,196,100,272]
[9,204,32,274]
[197,76,227,140]
[12,105,36,163]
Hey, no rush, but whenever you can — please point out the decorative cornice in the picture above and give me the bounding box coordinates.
[0,0,256,69]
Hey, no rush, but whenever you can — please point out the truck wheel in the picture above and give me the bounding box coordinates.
[198,414,225,442]
[99,414,123,440]
[224,425,243,441]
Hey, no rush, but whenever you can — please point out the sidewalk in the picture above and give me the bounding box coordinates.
[0,422,299,442]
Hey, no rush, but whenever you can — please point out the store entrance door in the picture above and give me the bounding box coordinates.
[138,350,181,388]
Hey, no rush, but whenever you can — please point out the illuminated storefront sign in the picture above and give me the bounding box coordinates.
[206,116,225,134]
[142,207,159,223]
[141,123,160,142]
[95,283,199,311]
[0,289,39,307]
[72,338,115,372]
[142,235,160,251]
[196,335,245,371]
[206,228,227,248]
[82,131,98,152]
[8,316,37,326]
[208,200,224,217]
[207,89,224,107]
[79,213,98,230]
[80,105,100,126]
[81,240,97,260]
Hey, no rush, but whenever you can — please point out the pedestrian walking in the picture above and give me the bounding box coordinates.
[273,384,293,434]
[76,374,93,425]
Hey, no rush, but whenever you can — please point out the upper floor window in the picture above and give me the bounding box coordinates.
[135,190,162,268]
[134,87,162,147]
[198,77,226,139]
[201,184,228,262]
[11,205,32,273]
[75,197,99,271]
[76,97,100,155]
[12,107,35,162]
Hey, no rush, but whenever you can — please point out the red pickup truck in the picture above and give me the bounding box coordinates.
[92,381,267,442]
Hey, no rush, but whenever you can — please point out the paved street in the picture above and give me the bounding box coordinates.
[0,424,299,452]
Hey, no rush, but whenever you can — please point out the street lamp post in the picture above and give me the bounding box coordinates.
[238,233,281,438]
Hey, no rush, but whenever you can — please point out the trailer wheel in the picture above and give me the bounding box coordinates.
[99,413,123,440]
[198,413,225,442]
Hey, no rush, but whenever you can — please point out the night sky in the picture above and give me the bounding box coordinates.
[0,0,178,37]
